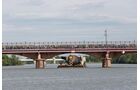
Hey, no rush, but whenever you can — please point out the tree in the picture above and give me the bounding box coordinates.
[2,54,23,66]
[86,56,101,63]
[86,53,137,64]
[112,53,137,64]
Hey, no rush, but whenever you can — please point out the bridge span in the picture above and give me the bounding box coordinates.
[2,41,137,69]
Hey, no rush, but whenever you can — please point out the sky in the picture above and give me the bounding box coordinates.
[2,0,137,42]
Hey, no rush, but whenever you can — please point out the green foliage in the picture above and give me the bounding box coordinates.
[86,53,137,64]
[112,53,137,64]
[86,56,101,63]
[2,54,23,66]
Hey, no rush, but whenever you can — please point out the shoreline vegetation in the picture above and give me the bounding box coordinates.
[2,53,137,66]
[86,53,137,64]
[2,55,23,66]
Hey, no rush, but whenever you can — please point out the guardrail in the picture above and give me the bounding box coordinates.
[2,41,137,50]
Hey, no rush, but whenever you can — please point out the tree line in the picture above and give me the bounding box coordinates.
[2,53,137,66]
[86,53,137,64]
[2,55,23,66]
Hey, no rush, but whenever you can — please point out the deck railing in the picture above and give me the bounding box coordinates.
[2,41,137,50]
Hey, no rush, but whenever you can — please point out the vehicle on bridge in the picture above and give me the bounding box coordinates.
[58,55,86,68]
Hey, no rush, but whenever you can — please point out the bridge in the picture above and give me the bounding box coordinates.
[2,41,137,69]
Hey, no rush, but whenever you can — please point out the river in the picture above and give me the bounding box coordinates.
[2,63,137,90]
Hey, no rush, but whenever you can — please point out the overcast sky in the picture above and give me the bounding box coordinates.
[2,0,137,42]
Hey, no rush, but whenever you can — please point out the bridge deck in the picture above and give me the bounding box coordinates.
[2,41,137,54]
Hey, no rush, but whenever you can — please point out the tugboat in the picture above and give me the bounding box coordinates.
[57,54,86,68]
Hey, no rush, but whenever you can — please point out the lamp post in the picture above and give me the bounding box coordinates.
[105,29,108,48]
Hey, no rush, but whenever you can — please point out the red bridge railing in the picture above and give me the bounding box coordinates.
[2,41,137,50]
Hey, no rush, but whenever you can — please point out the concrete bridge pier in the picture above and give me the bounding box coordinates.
[102,52,112,68]
[35,53,45,69]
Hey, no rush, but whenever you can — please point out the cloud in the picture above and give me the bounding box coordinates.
[2,0,137,42]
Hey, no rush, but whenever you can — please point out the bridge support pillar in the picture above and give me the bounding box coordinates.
[35,53,45,69]
[102,52,112,68]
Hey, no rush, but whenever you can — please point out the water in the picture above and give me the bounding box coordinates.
[2,64,137,90]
